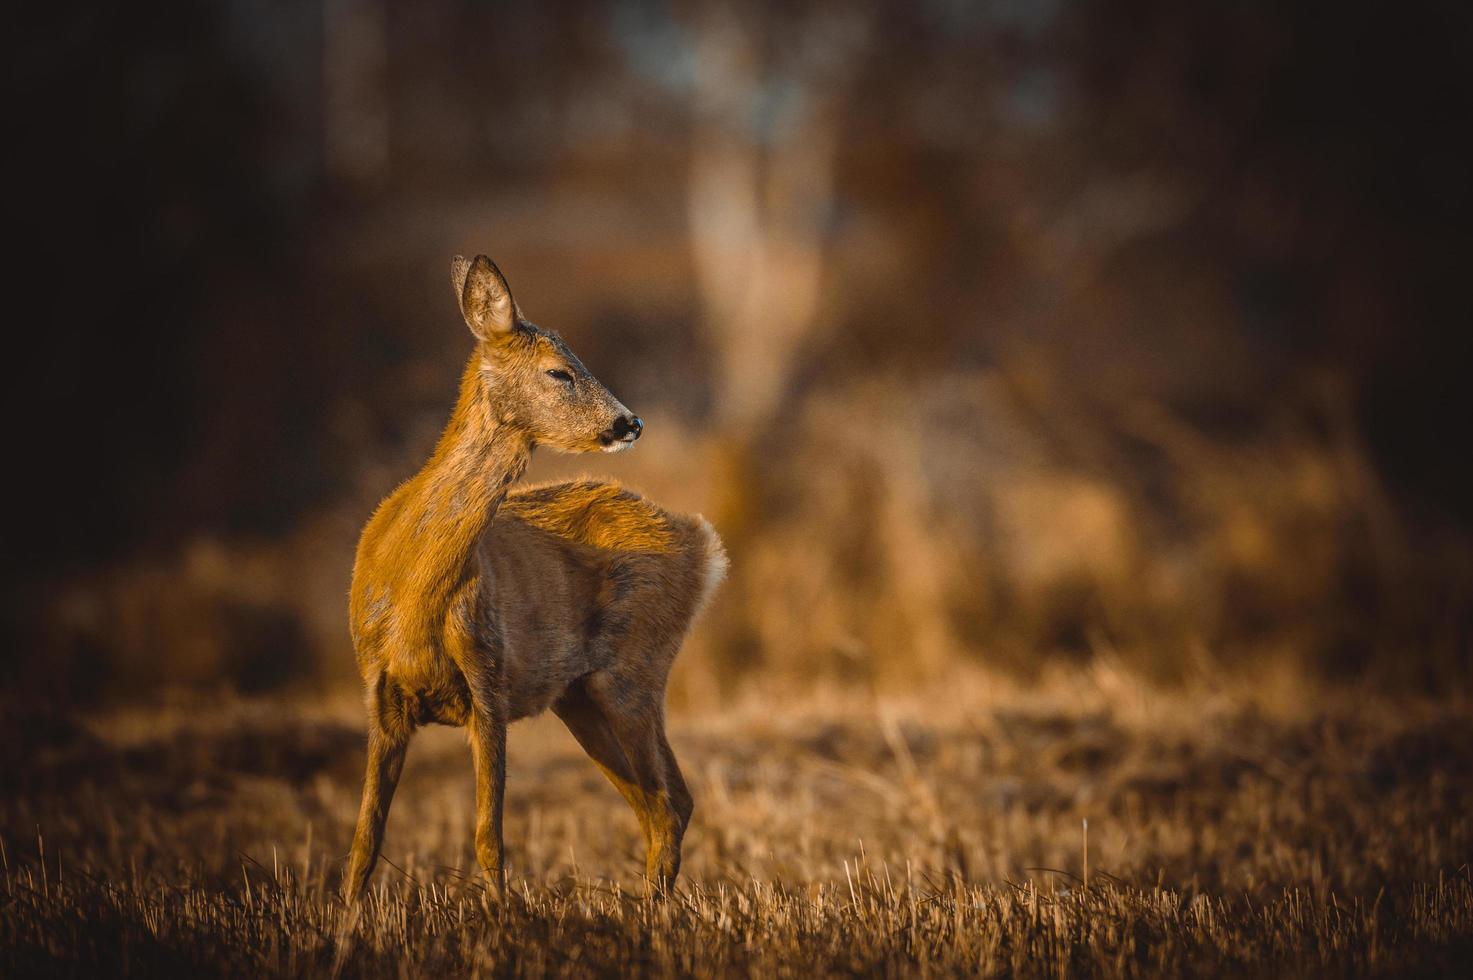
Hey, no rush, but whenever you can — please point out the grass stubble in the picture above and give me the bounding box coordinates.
[3,664,1471,977]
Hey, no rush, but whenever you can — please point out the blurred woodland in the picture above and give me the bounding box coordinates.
[4,0,1472,705]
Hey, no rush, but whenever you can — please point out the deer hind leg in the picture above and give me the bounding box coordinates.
[581,670,688,893]
[343,677,413,903]
[655,726,694,842]
[553,678,654,849]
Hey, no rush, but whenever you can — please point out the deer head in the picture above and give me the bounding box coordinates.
[451,255,642,453]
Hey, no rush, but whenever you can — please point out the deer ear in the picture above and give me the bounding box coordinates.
[452,255,516,339]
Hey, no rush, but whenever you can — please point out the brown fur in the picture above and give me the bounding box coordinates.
[342,257,726,902]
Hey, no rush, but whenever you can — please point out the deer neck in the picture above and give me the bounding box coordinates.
[403,356,530,596]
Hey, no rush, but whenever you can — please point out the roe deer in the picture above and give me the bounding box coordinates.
[343,255,726,902]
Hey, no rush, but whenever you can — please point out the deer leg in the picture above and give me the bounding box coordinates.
[466,693,508,897]
[343,682,412,903]
[553,679,653,849]
[655,726,695,841]
[584,671,685,893]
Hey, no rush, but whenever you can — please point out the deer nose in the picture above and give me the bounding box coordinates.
[611,414,642,440]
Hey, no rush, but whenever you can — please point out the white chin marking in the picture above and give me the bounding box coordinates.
[602,438,636,454]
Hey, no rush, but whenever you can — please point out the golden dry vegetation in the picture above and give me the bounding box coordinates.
[4,664,1470,977]
[9,3,1473,977]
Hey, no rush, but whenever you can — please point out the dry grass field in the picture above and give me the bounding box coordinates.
[3,664,1470,977]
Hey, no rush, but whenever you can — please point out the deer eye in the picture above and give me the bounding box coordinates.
[546,369,574,384]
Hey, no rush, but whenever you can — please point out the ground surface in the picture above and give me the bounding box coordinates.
[3,667,1471,977]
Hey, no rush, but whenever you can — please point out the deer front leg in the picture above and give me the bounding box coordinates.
[447,595,511,898]
[467,689,509,897]
[343,680,412,903]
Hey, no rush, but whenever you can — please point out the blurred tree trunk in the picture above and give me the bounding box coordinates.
[686,1,869,432]
[683,2,872,680]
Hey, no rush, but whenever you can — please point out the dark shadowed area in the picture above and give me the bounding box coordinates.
[3,2,1471,976]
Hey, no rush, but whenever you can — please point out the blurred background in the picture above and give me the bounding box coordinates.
[4,0,1470,707]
